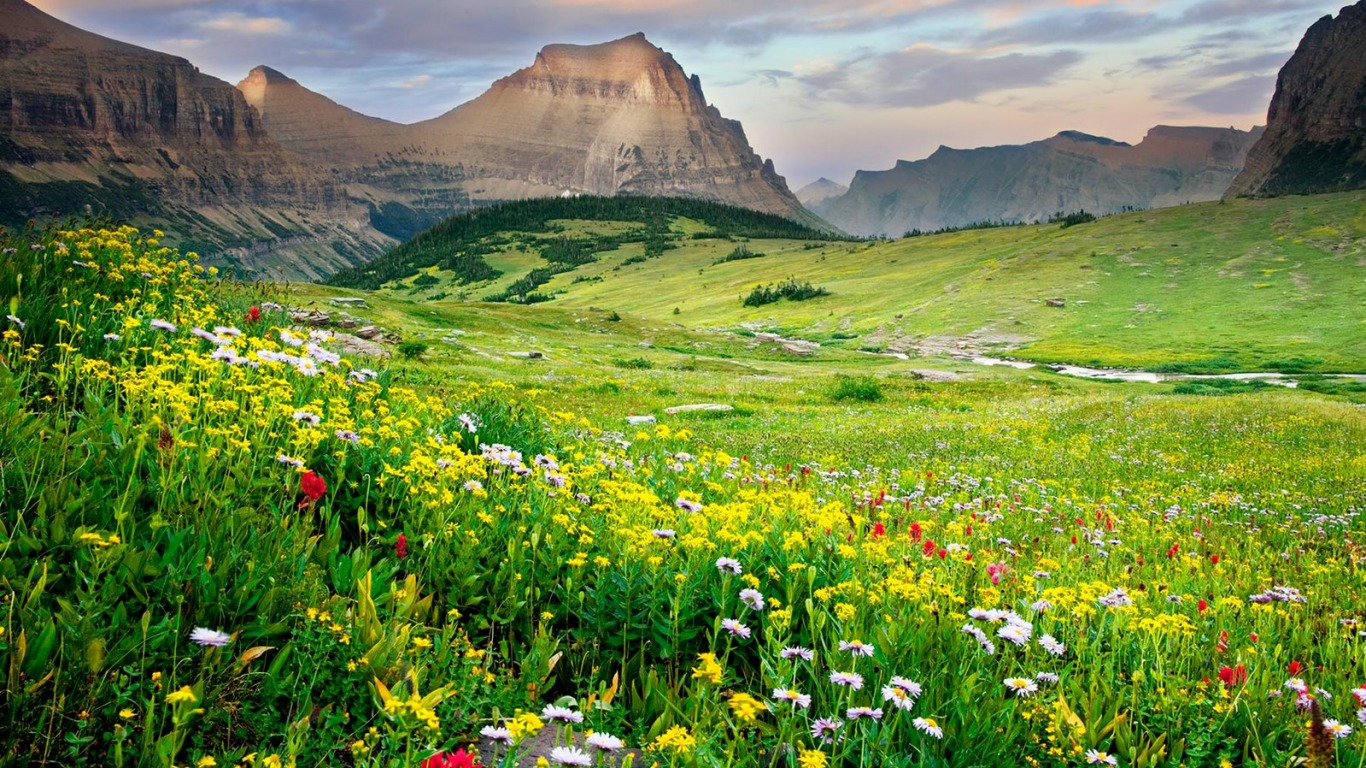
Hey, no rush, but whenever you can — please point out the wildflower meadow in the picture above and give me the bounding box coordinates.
[1,226,1364,768]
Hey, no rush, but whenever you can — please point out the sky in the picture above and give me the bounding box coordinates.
[28,0,1351,188]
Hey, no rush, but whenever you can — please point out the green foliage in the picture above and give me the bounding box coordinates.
[613,357,653,370]
[1169,378,1273,395]
[712,245,767,264]
[1258,138,1366,196]
[396,340,429,360]
[327,195,841,290]
[827,374,885,402]
[742,278,831,307]
[484,267,565,303]
[1051,209,1098,228]
[902,219,1022,238]
[1147,357,1241,374]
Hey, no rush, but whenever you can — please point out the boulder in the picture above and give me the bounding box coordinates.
[289,310,331,326]
[330,333,389,358]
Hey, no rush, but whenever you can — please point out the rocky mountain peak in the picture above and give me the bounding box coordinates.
[1226,0,1366,197]
[243,65,298,86]
[494,33,704,111]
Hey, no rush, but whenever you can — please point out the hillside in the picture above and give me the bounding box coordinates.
[326,195,840,292]
[356,191,1366,372]
[0,0,392,279]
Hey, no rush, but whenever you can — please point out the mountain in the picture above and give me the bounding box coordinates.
[238,34,820,231]
[795,178,848,210]
[1226,1,1366,197]
[0,0,391,279]
[819,126,1263,237]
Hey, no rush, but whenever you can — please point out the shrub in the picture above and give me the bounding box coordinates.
[713,245,766,265]
[614,357,653,370]
[829,375,885,402]
[397,340,429,360]
[742,279,830,307]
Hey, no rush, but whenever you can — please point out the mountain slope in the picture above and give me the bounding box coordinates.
[238,34,820,229]
[1226,0,1366,197]
[0,0,391,279]
[821,126,1262,237]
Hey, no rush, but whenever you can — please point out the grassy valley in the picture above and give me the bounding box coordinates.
[338,192,1366,374]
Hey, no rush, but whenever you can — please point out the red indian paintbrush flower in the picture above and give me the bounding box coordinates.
[396,533,408,559]
[1289,660,1305,675]
[300,471,326,505]
[1218,664,1247,686]
[246,305,261,322]
[871,522,886,540]
[422,748,479,768]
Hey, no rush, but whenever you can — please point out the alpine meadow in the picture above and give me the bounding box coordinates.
[2,1,1366,768]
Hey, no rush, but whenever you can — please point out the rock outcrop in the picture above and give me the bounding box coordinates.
[820,126,1263,237]
[0,0,392,279]
[1225,1,1366,197]
[238,33,819,229]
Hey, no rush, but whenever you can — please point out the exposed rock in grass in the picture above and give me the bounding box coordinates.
[664,403,733,414]
[330,333,389,358]
[908,368,963,382]
[289,309,332,326]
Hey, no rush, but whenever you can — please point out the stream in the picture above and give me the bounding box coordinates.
[967,356,1366,389]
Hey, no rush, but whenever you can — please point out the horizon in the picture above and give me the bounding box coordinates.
[25,0,1351,188]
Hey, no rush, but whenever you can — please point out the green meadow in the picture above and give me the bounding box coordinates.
[2,193,1365,768]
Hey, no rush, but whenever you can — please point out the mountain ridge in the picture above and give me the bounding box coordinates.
[817,125,1264,237]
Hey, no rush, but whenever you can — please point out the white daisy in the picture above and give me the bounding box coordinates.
[912,717,944,739]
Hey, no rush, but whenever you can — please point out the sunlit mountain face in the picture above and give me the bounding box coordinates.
[26,0,1346,186]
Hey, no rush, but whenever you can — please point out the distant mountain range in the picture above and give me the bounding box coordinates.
[814,126,1264,238]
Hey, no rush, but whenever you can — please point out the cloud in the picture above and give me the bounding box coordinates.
[1191,51,1289,78]
[1181,75,1274,114]
[975,9,1161,46]
[201,12,290,35]
[794,45,1083,108]
[399,74,433,88]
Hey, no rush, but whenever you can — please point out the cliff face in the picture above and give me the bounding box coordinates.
[821,126,1263,237]
[1226,1,1366,197]
[240,33,818,228]
[0,0,390,279]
